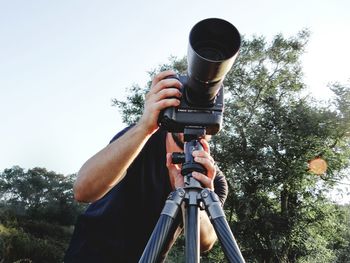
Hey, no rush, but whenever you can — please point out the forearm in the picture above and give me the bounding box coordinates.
[180,204,217,253]
[199,211,217,252]
[74,123,152,202]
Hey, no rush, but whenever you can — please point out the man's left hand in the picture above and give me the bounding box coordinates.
[166,139,216,190]
[191,139,216,190]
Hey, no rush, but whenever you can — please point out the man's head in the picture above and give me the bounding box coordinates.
[171,133,212,150]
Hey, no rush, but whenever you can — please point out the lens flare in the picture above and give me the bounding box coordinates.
[308,157,328,175]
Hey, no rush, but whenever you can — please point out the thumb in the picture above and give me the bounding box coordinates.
[166,153,173,168]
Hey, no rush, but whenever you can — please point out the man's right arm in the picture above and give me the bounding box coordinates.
[74,123,153,203]
[74,70,182,203]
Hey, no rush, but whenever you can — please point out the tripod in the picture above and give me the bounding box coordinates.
[139,127,245,263]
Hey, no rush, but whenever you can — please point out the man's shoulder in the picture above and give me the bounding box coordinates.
[109,125,167,145]
[109,125,135,144]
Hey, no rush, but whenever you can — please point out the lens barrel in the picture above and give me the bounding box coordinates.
[186,18,241,105]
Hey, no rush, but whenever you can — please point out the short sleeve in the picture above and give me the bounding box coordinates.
[213,168,228,206]
[109,125,135,144]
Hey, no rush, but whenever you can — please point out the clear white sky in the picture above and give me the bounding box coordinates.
[0,0,349,182]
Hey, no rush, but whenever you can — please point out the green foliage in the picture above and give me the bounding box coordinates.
[213,32,350,262]
[112,31,350,262]
[201,242,227,263]
[166,235,185,262]
[0,166,84,262]
[0,219,72,263]
[334,204,350,263]
[0,166,84,225]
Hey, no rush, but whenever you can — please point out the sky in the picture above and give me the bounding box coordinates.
[0,0,349,200]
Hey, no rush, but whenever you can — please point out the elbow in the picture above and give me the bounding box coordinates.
[200,240,216,253]
[73,180,87,203]
[73,170,93,203]
[73,165,111,203]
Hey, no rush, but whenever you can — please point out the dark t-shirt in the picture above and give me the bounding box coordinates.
[64,127,228,263]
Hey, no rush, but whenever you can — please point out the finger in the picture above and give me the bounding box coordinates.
[200,139,210,154]
[152,88,182,103]
[192,171,214,190]
[192,150,214,164]
[193,155,216,181]
[166,153,172,168]
[149,78,182,98]
[152,70,176,84]
[151,70,178,88]
[146,79,181,101]
[194,156,215,173]
[151,98,181,113]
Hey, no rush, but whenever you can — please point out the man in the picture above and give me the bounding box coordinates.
[64,70,228,262]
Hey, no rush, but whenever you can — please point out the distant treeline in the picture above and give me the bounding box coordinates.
[0,166,85,262]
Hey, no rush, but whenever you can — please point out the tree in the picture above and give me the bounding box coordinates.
[0,166,82,225]
[0,166,85,262]
[112,32,350,262]
[334,204,350,263]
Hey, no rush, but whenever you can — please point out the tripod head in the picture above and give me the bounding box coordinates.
[171,127,208,189]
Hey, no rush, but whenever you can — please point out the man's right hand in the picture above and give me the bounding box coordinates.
[138,70,182,135]
[74,70,182,203]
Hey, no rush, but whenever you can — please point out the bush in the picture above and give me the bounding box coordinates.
[0,219,73,263]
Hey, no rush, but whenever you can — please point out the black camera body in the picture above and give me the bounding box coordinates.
[158,18,240,135]
[159,75,224,135]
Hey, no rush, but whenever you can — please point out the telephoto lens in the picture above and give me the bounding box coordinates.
[186,18,241,106]
[158,18,241,135]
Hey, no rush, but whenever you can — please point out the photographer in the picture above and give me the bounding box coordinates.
[64,70,228,263]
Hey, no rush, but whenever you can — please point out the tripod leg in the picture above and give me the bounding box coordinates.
[185,190,200,263]
[139,188,185,263]
[201,189,246,263]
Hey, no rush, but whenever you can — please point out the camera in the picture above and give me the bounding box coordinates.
[158,18,241,135]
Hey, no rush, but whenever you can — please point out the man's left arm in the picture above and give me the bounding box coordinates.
[198,210,217,252]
